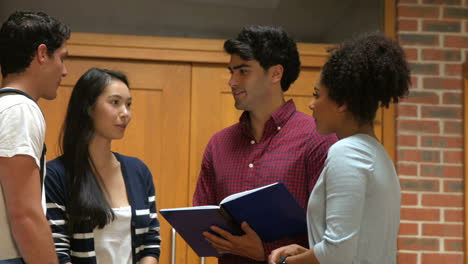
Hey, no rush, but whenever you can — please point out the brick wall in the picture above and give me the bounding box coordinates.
[396,0,467,263]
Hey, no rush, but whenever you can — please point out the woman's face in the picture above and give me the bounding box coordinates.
[90,79,132,141]
[308,73,344,135]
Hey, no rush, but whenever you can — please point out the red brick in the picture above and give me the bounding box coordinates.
[410,62,439,75]
[401,207,440,221]
[410,76,419,88]
[444,180,463,192]
[422,194,463,207]
[444,35,468,48]
[443,92,463,104]
[399,222,419,235]
[398,237,439,251]
[421,253,463,264]
[397,163,418,176]
[398,104,418,117]
[398,6,439,18]
[445,239,463,251]
[420,135,462,148]
[397,252,418,264]
[444,121,462,134]
[403,47,418,60]
[398,120,440,133]
[402,193,418,206]
[398,135,418,147]
[443,150,463,163]
[404,91,439,104]
[421,164,462,178]
[401,178,439,192]
[423,20,461,33]
[421,105,462,119]
[423,77,462,90]
[422,48,462,61]
[399,33,439,46]
[398,149,440,162]
[422,223,463,237]
[444,7,468,19]
[445,63,463,76]
[399,19,419,31]
[445,209,463,222]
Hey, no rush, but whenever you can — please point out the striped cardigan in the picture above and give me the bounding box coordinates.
[45,153,161,264]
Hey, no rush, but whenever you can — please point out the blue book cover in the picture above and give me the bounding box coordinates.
[159,182,307,257]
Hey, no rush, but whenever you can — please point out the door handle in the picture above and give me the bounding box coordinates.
[171,228,177,264]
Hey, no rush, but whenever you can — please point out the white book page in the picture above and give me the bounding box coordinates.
[220,182,279,205]
[160,205,220,212]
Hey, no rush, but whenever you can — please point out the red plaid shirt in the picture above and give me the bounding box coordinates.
[193,100,337,264]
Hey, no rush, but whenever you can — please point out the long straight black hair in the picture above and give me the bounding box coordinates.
[60,67,129,233]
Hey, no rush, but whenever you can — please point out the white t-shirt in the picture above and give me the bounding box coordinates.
[94,206,133,264]
[0,90,46,259]
[307,134,401,264]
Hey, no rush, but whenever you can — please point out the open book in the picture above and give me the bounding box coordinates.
[159,182,307,257]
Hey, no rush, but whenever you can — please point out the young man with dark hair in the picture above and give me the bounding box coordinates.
[193,25,337,264]
[0,10,70,264]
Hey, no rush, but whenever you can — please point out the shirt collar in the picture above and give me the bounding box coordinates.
[239,99,297,138]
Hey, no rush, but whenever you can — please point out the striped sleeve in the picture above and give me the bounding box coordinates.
[137,164,161,260]
[45,161,71,264]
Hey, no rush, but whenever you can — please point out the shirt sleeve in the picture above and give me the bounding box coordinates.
[193,139,217,206]
[44,162,71,264]
[0,101,45,167]
[140,162,162,260]
[313,142,372,264]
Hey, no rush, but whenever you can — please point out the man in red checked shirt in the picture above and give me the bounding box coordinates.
[193,25,337,264]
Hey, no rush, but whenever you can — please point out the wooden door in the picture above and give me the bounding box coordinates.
[38,57,192,264]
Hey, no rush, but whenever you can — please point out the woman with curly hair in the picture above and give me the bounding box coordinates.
[269,33,411,264]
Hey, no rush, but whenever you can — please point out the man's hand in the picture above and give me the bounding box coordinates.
[268,244,308,264]
[203,221,265,261]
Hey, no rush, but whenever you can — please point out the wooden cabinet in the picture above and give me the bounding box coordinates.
[27,32,391,264]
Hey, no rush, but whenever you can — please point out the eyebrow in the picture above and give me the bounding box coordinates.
[314,86,319,91]
[108,94,132,100]
[227,64,251,71]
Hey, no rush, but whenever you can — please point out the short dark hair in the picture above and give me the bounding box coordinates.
[61,68,129,232]
[321,33,411,124]
[224,25,300,92]
[0,11,70,77]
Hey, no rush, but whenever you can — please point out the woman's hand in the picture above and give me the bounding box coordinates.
[268,244,308,264]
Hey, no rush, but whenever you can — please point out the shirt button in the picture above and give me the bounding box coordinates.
[277,126,281,130]
[249,163,254,168]
[250,140,255,145]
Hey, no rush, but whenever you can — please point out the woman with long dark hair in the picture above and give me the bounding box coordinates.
[45,68,160,264]
[269,33,411,264]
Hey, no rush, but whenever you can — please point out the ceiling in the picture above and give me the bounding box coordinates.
[0,0,383,44]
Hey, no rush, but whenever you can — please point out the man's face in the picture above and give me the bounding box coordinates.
[41,41,68,100]
[227,54,271,112]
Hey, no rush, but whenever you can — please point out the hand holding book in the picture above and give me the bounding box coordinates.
[160,182,307,257]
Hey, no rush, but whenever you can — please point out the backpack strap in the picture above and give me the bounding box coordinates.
[0,88,47,189]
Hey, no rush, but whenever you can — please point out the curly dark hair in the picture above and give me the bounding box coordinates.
[224,25,301,92]
[321,33,411,124]
[0,11,70,77]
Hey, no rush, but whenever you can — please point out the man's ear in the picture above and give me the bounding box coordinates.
[36,44,48,64]
[270,64,284,84]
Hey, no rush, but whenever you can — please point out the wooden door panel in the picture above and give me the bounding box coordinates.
[39,58,191,264]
